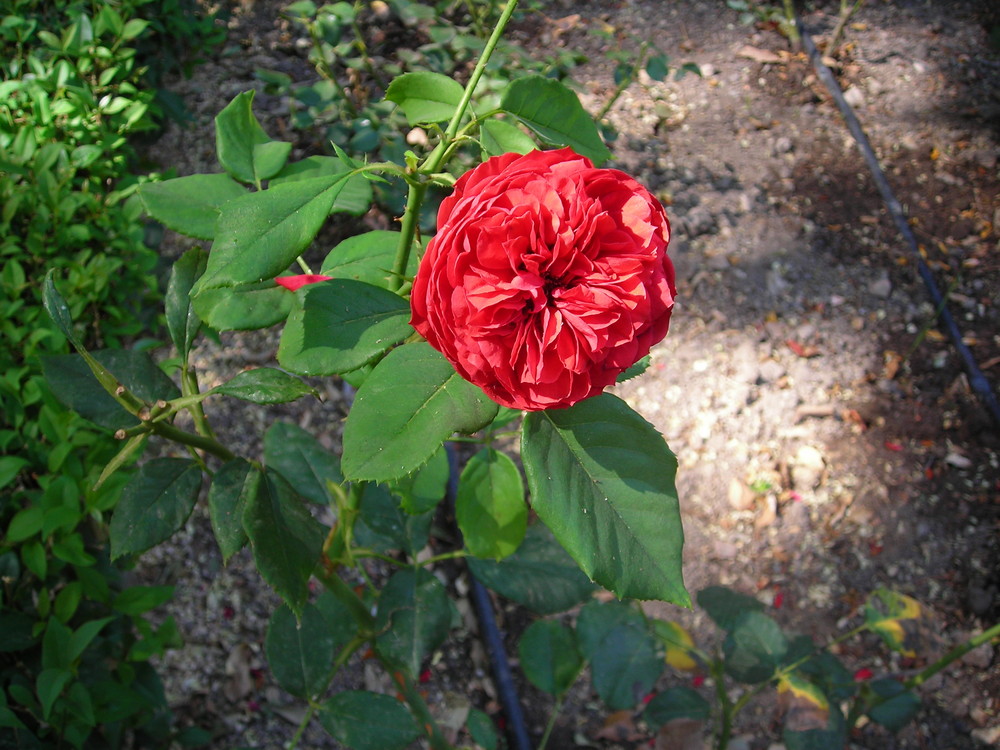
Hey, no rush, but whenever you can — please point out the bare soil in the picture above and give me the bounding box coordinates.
[137,1,1000,748]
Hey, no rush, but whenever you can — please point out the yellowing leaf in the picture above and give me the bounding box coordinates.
[653,620,698,672]
[777,673,830,732]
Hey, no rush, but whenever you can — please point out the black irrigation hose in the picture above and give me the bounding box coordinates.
[797,16,1000,431]
[445,445,533,750]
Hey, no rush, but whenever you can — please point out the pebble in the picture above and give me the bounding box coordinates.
[772,136,794,155]
[843,86,865,108]
[759,359,786,384]
[791,445,826,491]
[869,273,892,299]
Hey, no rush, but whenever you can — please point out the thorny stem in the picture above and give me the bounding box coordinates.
[904,620,1000,691]
[390,0,520,292]
[180,366,215,441]
[392,670,456,750]
[288,633,370,750]
[711,657,733,750]
[314,562,374,633]
[150,421,235,462]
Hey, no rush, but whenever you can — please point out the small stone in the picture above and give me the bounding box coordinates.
[713,540,739,559]
[972,726,1000,745]
[773,136,794,155]
[759,359,786,383]
[967,585,996,617]
[729,478,756,510]
[913,60,927,74]
[792,445,825,490]
[961,641,995,669]
[843,86,865,108]
[700,63,716,77]
[869,273,892,298]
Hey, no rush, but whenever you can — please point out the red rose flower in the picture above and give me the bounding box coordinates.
[410,148,675,411]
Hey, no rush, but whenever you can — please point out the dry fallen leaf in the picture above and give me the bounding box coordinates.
[223,643,255,703]
[737,45,783,64]
[593,709,644,742]
[655,718,706,750]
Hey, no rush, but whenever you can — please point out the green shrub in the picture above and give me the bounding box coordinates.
[0,0,221,746]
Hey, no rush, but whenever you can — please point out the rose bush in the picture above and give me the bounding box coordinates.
[410,147,675,410]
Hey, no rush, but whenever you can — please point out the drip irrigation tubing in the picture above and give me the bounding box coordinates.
[796,15,1000,431]
[445,445,534,750]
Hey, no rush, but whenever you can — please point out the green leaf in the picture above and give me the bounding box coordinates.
[113,586,174,616]
[264,422,343,505]
[480,118,536,157]
[341,342,499,482]
[253,140,293,181]
[616,355,650,383]
[0,456,29,490]
[355,483,433,556]
[723,610,788,684]
[390,445,449,515]
[456,448,526,560]
[643,687,711,730]
[375,568,454,678]
[467,523,594,615]
[313,588,361,647]
[320,230,418,290]
[213,367,318,404]
[517,620,581,697]
[697,586,765,631]
[576,600,661,709]
[215,91,291,183]
[43,271,79,346]
[37,668,72,720]
[797,650,857,703]
[866,679,921,733]
[6,505,43,543]
[191,280,293,331]
[385,71,465,125]
[277,279,412,376]
[207,459,254,560]
[270,155,372,215]
[500,75,612,165]
[121,17,149,40]
[68,617,113,662]
[319,691,419,750]
[266,603,338,699]
[242,467,325,614]
[110,460,202,559]
[194,173,351,292]
[521,394,687,604]
[466,708,498,750]
[166,248,208,358]
[42,349,180,431]
[645,53,670,82]
[139,174,247,240]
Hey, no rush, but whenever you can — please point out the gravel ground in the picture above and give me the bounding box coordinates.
[136,1,999,748]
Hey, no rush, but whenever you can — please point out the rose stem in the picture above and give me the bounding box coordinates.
[390,0,520,292]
